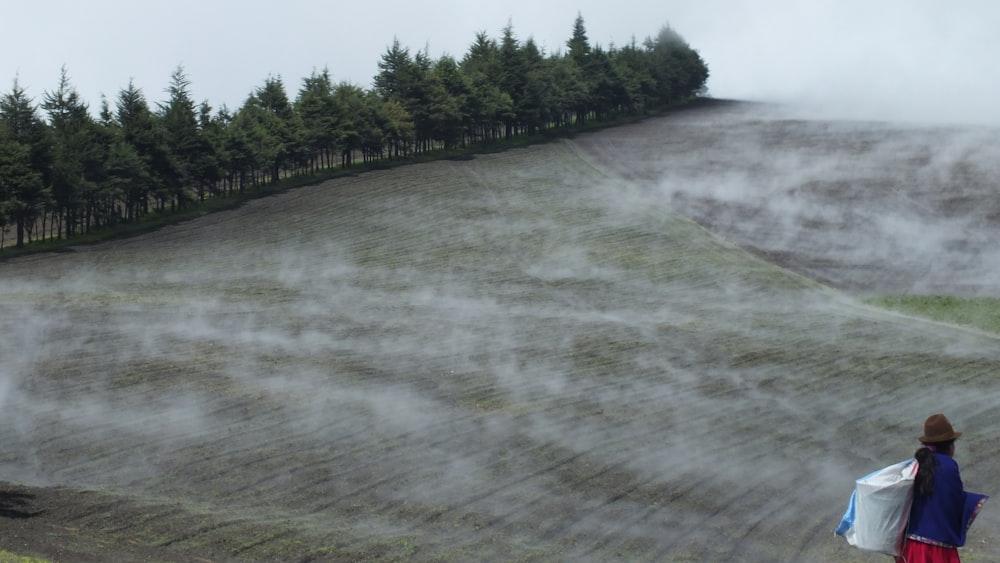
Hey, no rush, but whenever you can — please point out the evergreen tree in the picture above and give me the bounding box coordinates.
[42,66,102,237]
[85,96,118,227]
[159,65,200,209]
[1,78,53,183]
[296,68,340,171]
[0,127,46,247]
[567,14,591,67]
[232,97,276,187]
[405,47,453,152]
[374,38,415,103]
[103,131,151,222]
[1,78,53,240]
[222,105,257,192]
[497,22,529,137]
[115,80,166,216]
[550,55,588,127]
[332,82,370,167]
[645,25,709,104]
[246,76,304,182]
[376,41,451,153]
[379,97,415,157]
[429,56,467,148]
[564,15,596,123]
[461,32,510,142]
[610,38,658,112]
[191,101,222,201]
[587,46,629,120]
[361,90,387,161]
[517,38,551,134]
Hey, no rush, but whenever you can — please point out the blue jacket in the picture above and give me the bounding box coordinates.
[907,452,988,547]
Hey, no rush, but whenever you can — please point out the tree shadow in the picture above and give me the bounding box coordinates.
[0,490,42,519]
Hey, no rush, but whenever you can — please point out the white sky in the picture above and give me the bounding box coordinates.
[2,0,999,125]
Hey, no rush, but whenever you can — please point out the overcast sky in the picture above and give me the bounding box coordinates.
[2,0,998,125]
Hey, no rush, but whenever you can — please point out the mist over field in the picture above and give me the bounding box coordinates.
[577,102,1000,296]
[2,102,1000,561]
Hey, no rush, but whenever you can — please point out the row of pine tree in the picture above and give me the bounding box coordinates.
[0,16,708,249]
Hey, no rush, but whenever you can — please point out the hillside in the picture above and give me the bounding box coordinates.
[1,101,998,562]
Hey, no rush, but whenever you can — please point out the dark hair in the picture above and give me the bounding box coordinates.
[913,440,954,496]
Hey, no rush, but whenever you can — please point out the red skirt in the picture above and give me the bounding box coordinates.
[896,538,961,563]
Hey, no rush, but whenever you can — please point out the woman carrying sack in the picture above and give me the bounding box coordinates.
[897,414,988,563]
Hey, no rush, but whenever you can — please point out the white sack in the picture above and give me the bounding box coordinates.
[835,458,917,556]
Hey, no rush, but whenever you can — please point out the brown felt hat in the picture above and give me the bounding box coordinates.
[920,413,962,443]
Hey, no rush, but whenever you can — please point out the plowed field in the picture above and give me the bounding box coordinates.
[2,100,998,562]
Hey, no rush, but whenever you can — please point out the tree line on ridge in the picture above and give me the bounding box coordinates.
[0,15,708,249]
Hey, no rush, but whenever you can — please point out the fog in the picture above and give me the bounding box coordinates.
[2,107,1000,559]
[576,101,1000,296]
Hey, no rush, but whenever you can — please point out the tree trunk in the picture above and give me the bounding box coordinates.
[16,217,25,248]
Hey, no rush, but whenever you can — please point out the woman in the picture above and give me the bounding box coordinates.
[897,413,988,563]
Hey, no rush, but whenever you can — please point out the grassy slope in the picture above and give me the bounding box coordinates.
[0,552,48,563]
[867,295,1000,335]
[1,134,998,561]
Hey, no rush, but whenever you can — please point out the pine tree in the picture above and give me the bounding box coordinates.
[645,25,709,104]
[374,38,415,102]
[245,76,304,182]
[296,68,340,171]
[567,14,591,66]
[331,83,370,167]
[1,77,53,241]
[0,129,46,248]
[160,65,200,209]
[42,66,100,237]
[192,101,222,200]
[115,80,164,216]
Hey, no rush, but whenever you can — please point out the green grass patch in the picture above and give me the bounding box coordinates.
[866,295,1000,334]
[0,550,50,563]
